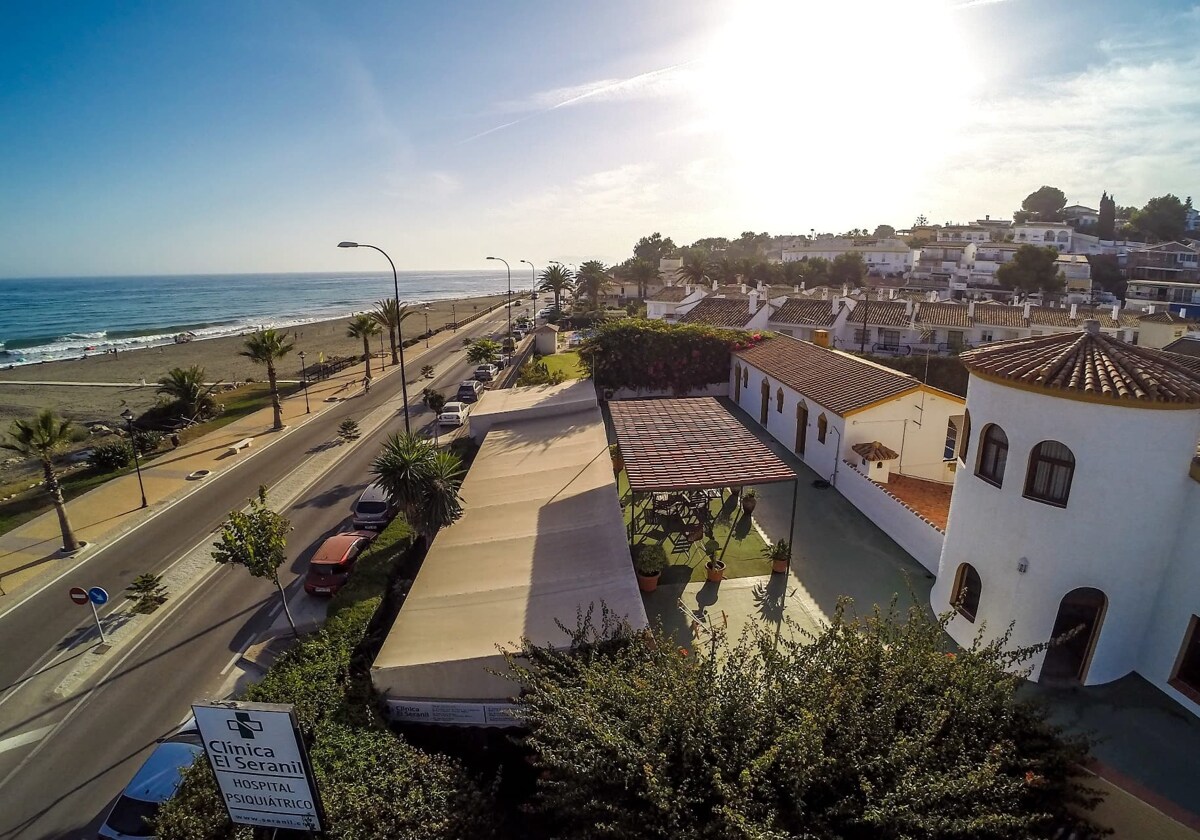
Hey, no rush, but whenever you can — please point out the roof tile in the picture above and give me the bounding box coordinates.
[916,302,971,328]
[845,300,912,327]
[676,297,757,328]
[771,297,841,326]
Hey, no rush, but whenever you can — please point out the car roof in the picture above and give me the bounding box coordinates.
[356,482,389,503]
[459,379,481,387]
[312,533,367,564]
[124,741,203,803]
[442,401,466,410]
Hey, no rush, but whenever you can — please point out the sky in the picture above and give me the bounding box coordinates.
[1,0,1198,277]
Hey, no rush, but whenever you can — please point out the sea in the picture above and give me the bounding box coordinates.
[0,271,517,367]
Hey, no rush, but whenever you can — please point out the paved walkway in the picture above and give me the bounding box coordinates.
[0,327,466,601]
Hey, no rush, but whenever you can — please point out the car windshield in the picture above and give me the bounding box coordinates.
[356,501,388,514]
[309,563,346,577]
[104,794,159,837]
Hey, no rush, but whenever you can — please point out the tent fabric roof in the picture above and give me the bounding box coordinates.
[609,398,797,492]
[371,390,647,703]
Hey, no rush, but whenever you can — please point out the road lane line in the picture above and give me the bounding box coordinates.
[218,648,245,677]
[0,725,55,756]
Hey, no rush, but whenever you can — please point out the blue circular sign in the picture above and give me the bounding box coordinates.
[87,586,109,605]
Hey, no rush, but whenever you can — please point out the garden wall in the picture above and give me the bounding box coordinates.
[608,383,729,401]
[835,461,944,573]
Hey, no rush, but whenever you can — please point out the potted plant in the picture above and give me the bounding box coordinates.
[741,488,758,515]
[704,538,724,582]
[632,543,666,593]
[763,539,791,574]
[609,443,623,475]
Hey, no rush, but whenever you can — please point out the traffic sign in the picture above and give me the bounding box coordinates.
[69,587,88,605]
[87,587,109,606]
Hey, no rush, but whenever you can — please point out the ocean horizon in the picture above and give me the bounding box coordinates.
[0,270,521,366]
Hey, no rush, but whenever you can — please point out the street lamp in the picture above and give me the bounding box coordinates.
[120,408,148,509]
[486,256,512,341]
[519,259,536,294]
[378,330,386,369]
[422,305,431,348]
[451,301,457,332]
[298,351,311,414]
[337,241,410,433]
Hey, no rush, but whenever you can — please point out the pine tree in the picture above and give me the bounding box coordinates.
[1098,191,1116,240]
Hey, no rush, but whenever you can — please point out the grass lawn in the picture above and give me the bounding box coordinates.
[618,471,769,583]
[541,351,588,380]
[0,464,135,536]
[178,382,301,444]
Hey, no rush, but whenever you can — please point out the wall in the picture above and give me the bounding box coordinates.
[609,382,729,400]
[845,390,963,484]
[836,461,945,572]
[932,374,1200,684]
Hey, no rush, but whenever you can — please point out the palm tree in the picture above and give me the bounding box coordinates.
[239,329,294,431]
[575,260,608,310]
[370,299,419,367]
[371,433,464,543]
[156,366,219,420]
[538,264,575,312]
[347,314,381,380]
[625,259,659,299]
[675,254,710,286]
[466,338,501,366]
[712,256,739,285]
[2,410,80,552]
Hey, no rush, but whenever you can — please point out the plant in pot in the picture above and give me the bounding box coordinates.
[609,443,623,475]
[703,537,724,582]
[631,543,667,593]
[763,539,791,574]
[741,488,758,515]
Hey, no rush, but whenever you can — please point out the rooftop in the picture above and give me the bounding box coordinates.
[851,441,899,461]
[845,300,912,327]
[647,285,696,302]
[771,297,842,326]
[676,297,757,328]
[1164,335,1200,358]
[1139,311,1196,325]
[881,474,952,531]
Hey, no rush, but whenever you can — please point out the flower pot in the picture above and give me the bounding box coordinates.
[741,495,757,515]
[771,558,789,574]
[705,560,725,582]
[636,570,660,593]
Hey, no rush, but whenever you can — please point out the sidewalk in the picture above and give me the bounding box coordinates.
[0,323,469,602]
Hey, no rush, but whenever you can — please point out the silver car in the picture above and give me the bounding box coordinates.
[98,720,202,839]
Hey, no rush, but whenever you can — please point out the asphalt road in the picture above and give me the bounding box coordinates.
[0,310,510,839]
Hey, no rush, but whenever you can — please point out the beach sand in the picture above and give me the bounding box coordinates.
[0,293,529,428]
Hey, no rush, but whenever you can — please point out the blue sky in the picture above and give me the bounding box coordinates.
[1,0,1197,277]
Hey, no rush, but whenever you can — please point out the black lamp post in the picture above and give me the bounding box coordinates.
[338,242,410,433]
[121,408,148,509]
[451,302,457,332]
[298,351,311,414]
[486,256,512,342]
[422,306,431,348]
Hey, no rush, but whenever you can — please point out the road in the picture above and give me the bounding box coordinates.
[0,310,509,839]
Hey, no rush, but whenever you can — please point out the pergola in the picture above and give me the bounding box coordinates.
[609,398,799,564]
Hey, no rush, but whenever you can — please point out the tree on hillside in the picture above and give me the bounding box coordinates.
[2,410,81,553]
[1133,194,1189,243]
[632,232,676,265]
[239,329,294,431]
[800,256,831,286]
[1019,185,1068,221]
[732,230,771,258]
[505,602,1103,840]
[1087,254,1124,296]
[914,214,928,226]
[371,433,464,543]
[688,236,730,254]
[872,224,896,239]
[574,260,608,309]
[212,487,297,636]
[709,256,739,285]
[830,252,867,287]
[997,245,1065,299]
[156,366,219,421]
[779,260,805,287]
[538,264,575,312]
[675,253,711,286]
[1097,192,1116,240]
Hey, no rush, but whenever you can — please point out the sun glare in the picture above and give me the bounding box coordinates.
[695,0,983,227]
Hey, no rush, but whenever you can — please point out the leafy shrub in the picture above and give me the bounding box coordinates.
[125,572,168,613]
[134,430,163,454]
[89,441,131,472]
[631,542,666,575]
[516,360,565,387]
[338,418,361,442]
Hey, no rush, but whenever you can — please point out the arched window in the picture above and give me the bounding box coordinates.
[817,413,828,444]
[951,563,982,621]
[975,424,1008,486]
[742,366,749,388]
[1057,231,1069,242]
[776,387,784,413]
[1025,440,1075,506]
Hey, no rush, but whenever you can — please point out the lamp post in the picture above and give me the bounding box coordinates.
[451,302,457,332]
[298,351,311,414]
[422,305,430,348]
[120,408,148,509]
[519,259,536,296]
[338,242,410,433]
[486,256,512,342]
[378,331,386,369]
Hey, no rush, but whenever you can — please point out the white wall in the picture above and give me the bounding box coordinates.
[932,375,1200,684]
[610,382,729,400]
[844,391,963,484]
[836,461,945,572]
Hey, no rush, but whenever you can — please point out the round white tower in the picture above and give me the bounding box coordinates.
[932,321,1200,684]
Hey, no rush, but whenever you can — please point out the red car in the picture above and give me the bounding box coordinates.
[303,531,376,595]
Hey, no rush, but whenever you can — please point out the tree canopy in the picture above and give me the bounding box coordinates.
[632,232,677,265]
[1019,186,1068,222]
[872,224,896,238]
[1132,194,1190,243]
[996,245,1065,299]
[1097,192,1116,240]
[212,486,297,634]
[829,252,867,287]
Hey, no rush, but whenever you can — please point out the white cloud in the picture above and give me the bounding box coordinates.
[493,62,695,114]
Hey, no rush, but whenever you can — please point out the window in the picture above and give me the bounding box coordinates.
[976,424,1008,486]
[817,414,828,444]
[980,330,994,343]
[853,328,870,345]
[1171,615,1200,701]
[880,329,900,345]
[1025,440,1075,506]
[742,366,748,388]
[951,563,982,621]
[776,388,784,413]
[943,419,958,461]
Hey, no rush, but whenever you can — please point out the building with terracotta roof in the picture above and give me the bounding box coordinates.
[767,296,848,342]
[931,321,1200,719]
[1137,309,1197,350]
[676,295,771,330]
[645,284,707,322]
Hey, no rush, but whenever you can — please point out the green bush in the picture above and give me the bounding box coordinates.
[134,430,163,454]
[89,441,131,472]
[631,542,666,575]
[516,359,565,387]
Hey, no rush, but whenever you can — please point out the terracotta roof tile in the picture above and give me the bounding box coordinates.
[1164,336,1200,358]
[648,286,694,302]
[972,303,1027,328]
[735,336,919,416]
[771,297,841,326]
[851,441,900,460]
[845,300,912,327]
[1139,311,1196,325]
[960,326,1200,405]
[677,298,756,328]
[915,302,971,328]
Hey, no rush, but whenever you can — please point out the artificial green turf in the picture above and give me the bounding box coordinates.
[541,350,588,380]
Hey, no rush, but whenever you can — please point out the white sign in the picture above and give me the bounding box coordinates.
[386,699,520,727]
[192,702,325,832]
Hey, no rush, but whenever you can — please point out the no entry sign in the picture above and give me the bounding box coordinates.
[69,587,88,605]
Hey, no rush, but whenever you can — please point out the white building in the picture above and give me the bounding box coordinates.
[645,285,707,321]
[782,238,913,276]
[1062,204,1099,227]
[931,322,1200,716]
[936,225,990,243]
[767,296,849,342]
[1055,253,1092,300]
[1011,221,1073,251]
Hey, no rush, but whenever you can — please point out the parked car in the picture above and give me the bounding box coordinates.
[512,328,525,340]
[456,379,484,402]
[303,531,376,595]
[438,401,470,427]
[98,720,203,839]
[351,482,394,530]
[474,364,499,382]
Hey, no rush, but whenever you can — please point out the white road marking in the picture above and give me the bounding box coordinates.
[0,725,55,756]
[218,648,245,677]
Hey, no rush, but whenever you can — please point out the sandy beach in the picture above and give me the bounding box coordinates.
[0,293,525,428]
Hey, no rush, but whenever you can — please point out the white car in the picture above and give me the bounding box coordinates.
[438,401,470,426]
[474,364,499,382]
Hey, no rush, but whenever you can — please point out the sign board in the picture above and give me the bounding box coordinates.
[69,587,88,605]
[87,586,108,605]
[385,699,520,728]
[192,702,325,832]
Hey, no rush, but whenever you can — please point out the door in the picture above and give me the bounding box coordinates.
[734,364,742,402]
[796,402,808,456]
[760,380,770,425]
[1040,587,1107,684]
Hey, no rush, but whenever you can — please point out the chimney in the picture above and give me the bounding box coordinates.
[794,284,800,293]
[812,329,831,348]
[748,290,760,314]
[985,214,990,220]
[822,288,829,300]
[968,300,976,318]
[740,283,747,294]
[1083,319,1100,336]
[684,283,692,295]
[842,284,849,297]
[904,299,914,317]
[1069,303,1078,319]
[831,296,839,314]
[1148,305,1157,315]
[1111,303,1120,320]
[712,278,718,291]
[1022,301,1031,319]
[756,280,764,291]
[888,288,896,300]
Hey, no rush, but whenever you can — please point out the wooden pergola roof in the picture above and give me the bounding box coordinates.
[609,398,798,492]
